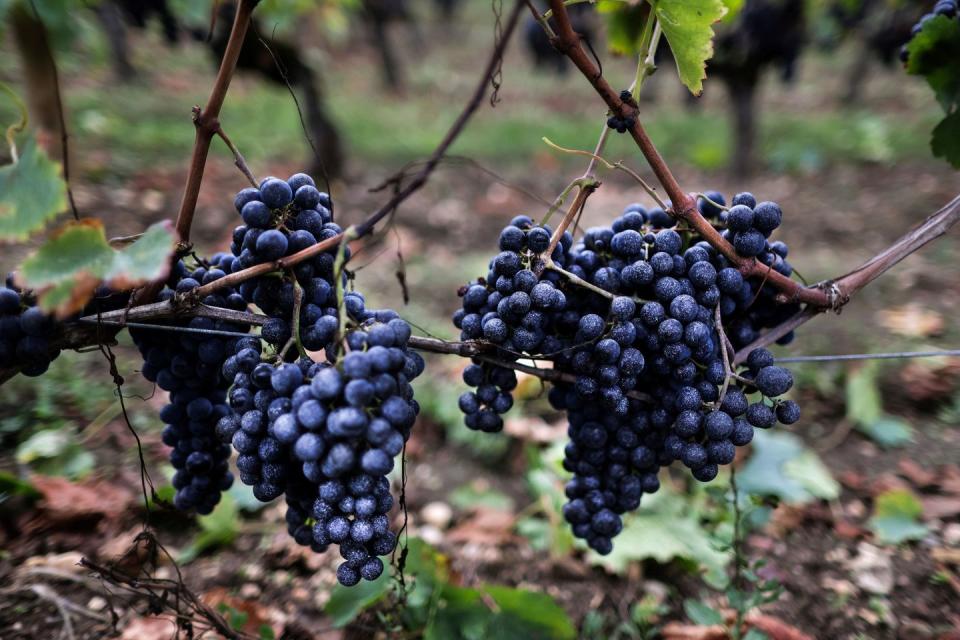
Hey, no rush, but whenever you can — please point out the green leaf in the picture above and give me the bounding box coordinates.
[589,483,729,587]
[858,415,914,449]
[845,363,881,427]
[743,629,770,640]
[931,110,960,169]
[449,483,514,511]
[905,15,960,113]
[656,0,729,95]
[737,430,839,504]
[17,219,175,317]
[0,471,40,500]
[178,493,240,563]
[483,586,577,640]
[598,2,650,56]
[15,428,95,479]
[683,599,723,625]
[0,138,67,242]
[426,585,576,640]
[869,489,929,545]
[324,570,390,627]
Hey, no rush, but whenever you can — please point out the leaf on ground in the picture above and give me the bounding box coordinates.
[869,489,929,544]
[656,0,728,95]
[446,507,517,545]
[178,493,240,563]
[683,599,723,625]
[0,138,67,242]
[30,474,135,524]
[15,428,95,478]
[0,471,40,500]
[17,219,175,317]
[878,304,944,337]
[449,482,514,511]
[589,483,729,586]
[857,415,914,449]
[203,587,284,639]
[325,570,391,627]
[120,617,177,640]
[482,585,577,640]
[845,362,881,427]
[737,430,839,504]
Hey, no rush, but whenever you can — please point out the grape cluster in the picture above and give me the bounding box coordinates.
[216,295,423,585]
[132,253,249,514]
[0,279,58,377]
[453,193,801,554]
[228,173,342,351]
[900,0,958,62]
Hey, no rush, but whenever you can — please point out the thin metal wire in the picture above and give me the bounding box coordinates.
[78,319,255,339]
[775,349,960,363]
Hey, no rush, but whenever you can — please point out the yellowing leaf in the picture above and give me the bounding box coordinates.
[656,0,728,95]
[0,138,68,242]
[17,219,175,317]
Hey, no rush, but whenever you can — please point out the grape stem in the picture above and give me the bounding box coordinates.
[214,123,258,188]
[714,304,735,406]
[537,0,833,308]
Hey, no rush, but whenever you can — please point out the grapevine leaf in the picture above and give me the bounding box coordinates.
[931,110,960,169]
[324,571,390,627]
[858,415,914,449]
[656,0,728,95]
[589,483,729,586]
[483,586,577,640]
[17,219,175,318]
[905,15,960,113]
[869,489,929,545]
[0,138,67,242]
[736,430,839,504]
[425,587,489,640]
[683,599,723,625]
[845,362,881,427]
[178,493,240,563]
[598,1,650,55]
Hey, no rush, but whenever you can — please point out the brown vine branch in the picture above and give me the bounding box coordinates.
[173,0,258,245]
[732,193,960,363]
[541,0,831,308]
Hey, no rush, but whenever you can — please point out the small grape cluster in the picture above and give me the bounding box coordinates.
[132,253,249,514]
[900,0,958,62]
[216,294,423,585]
[228,173,342,352]
[453,193,801,554]
[0,279,59,377]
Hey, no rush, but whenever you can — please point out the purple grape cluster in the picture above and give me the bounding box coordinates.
[453,193,802,554]
[0,279,58,377]
[900,0,958,63]
[131,253,249,514]
[216,293,423,585]
[228,173,343,351]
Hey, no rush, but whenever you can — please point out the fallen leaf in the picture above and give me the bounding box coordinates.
[835,520,867,540]
[847,542,894,595]
[661,622,727,640]
[446,507,517,545]
[940,466,960,495]
[899,359,960,403]
[879,305,944,337]
[899,459,939,488]
[120,616,177,640]
[202,587,285,638]
[30,475,136,525]
[839,470,867,491]
[871,473,910,496]
[931,548,960,565]
[921,496,960,520]
[745,614,816,640]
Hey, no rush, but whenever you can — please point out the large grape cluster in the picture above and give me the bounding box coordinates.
[131,253,249,514]
[216,292,423,585]
[453,193,801,554]
[228,173,343,352]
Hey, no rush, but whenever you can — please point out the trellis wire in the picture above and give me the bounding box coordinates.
[79,319,256,339]
[774,349,960,363]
